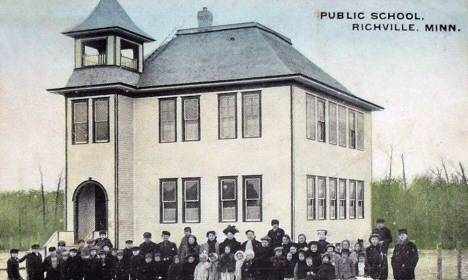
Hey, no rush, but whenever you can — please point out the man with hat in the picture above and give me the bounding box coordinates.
[19,244,43,280]
[365,233,386,280]
[316,229,330,254]
[241,229,262,254]
[159,230,178,279]
[267,219,285,248]
[391,229,419,280]
[139,232,159,256]
[122,240,134,276]
[56,240,67,259]
[7,248,22,280]
[43,247,60,280]
[68,248,84,280]
[372,219,393,256]
[95,230,113,250]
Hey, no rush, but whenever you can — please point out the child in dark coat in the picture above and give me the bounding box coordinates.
[307,241,322,274]
[270,247,286,280]
[241,250,257,280]
[336,249,355,279]
[316,254,335,280]
[284,252,295,280]
[140,253,156,280]
[59,251,69,280]
[84,247,99,280]
[294,250,308,280]
[218,246,236,280]
[167,255,182,280]
[153,253,166,280]
[68,248,84,280]
[97,251,114,280]
[304,257,316,280]
[43,247,60,280]
[7,249,22,280]
[257,237,273,280]
[182,254,199,280]
[114,251,128,280]
[130,247,144,280]
[355,253,367,277]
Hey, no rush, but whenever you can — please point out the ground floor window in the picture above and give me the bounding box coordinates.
[219,177,238,222]
[160,179,177,223]
[307,176,316,220]
[243,176,262,222]
[183,178,201,223]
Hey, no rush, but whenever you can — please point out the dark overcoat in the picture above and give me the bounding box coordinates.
[391,240,419,280]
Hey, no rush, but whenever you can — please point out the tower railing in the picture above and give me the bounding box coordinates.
[82,54,107,67]
[120,55,138,70]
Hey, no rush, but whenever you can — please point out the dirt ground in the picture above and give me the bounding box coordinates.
[0,250,463,279]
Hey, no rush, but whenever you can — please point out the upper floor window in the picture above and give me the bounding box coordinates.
[243,176,262,222]
[182,97,200,141]
[306,94,316,140]
[82,38,107,67]
[307,176,316,220]
[218,93,237,139]
[338,106,347,147]
[72,100,89,144]
[357,112,365,151]
[328,102,337,145]
[242,92,261,138]
[93,98,109,143]
[160,179,178,223]
[159,98,177,143]
[317,99,326,142]
[183,178,201,223]
[219,177,238,222]
[349,110,357,149]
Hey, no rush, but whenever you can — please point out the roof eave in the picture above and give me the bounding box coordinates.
[47,83,137,96]
[62,27,155,43]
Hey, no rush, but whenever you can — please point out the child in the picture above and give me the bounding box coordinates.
[95,230,113,249]
[284,252,295,280]
[43,247,60,280]
[289,245,299,263]
[130,246,144,280]
[98,250,114,280]
[208,253,219,280]
[281,235,293,256]
[56,241,67,259]
[153,253,166,280]
[241,250,257,280]
[257,236,273,279]
[304,257,316,280]
[316,254,335,280]
[366,234,385,280]
[167,255,182,280]
[325,244,340,267]
[68,248,84,280]
[336,249,355,279]
[7,248,22,280]
[84,247,99,280]
[140,253,155,280]
[218,246,236,280]
[355,253,367,277]
[114,251,128,280]
[306,241,321,274]
[59,251,69,280]
[234,250,245,280]
[194,253,212,280]
[349,241,365,264]
[293,250,307,280]
[296,234,308,251]
[270,247,286,280]
[182,254,199,280]
[77,239,86,257]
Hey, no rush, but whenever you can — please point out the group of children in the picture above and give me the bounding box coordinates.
[7,219,416,280]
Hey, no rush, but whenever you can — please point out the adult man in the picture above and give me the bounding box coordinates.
[267,219,285,248]
[43,247,60,280]
[316,229,330,254]
[95,230,113,249]
[372,219,392,255]
[56,240,67,259]
[241,229,262,254]
[139,232,159,256]
[391,229,419,280]
[159,230,178,279]
[19,244,43,280]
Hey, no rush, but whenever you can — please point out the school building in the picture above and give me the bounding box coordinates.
[47,0,383,249]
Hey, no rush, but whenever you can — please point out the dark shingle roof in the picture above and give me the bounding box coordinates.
[63,0,154,42]
[66,66,140,88]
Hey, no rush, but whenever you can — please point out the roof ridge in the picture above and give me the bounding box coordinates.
[257,29,295,75]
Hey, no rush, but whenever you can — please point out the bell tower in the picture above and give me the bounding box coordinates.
[62,0,154,73]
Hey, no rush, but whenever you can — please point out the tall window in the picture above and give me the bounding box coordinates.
[339,179,347,219]
[328,103,337,145]
[93,98,109,143]
[306,94,316,140]
[183,178,201,223]
[357,181,365,218]
[218,94,237,139]
[357,112,364,151]
[307,176,316,220]
[349,110,356,149]
[160,179,177,223]
[329,178,337,220]
[219,177,237,222]
[242,92,261,138]
[183,97,200,141]
[318,177,326,220]
[243,176,262,222]
[338,105,347,147]
[349,180,357,219]
[159,99,177,143]
[72,100,88,144]
[317,99,326,142]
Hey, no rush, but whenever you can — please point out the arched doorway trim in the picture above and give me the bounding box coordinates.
[72,179,109,202]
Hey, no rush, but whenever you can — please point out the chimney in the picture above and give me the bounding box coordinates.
[197,7,213,28]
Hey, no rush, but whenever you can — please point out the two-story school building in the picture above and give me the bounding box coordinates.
[47,0,383,249]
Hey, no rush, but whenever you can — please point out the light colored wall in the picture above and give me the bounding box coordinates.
[133,86,292,244]
[292,85,373,244]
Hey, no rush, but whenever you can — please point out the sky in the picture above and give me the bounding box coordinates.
[0,0,467,191]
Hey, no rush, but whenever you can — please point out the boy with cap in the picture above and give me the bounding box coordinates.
[68,248,84,280]
[7,248,22,280]
[159,230,178,278]
[153,253,166,280]
[270,247,286,280]
[366,233,385,280]
[139,253,155,280]
[267,219,285,248]
[56,241,67,259]
[18,244,43,280]
[140,232,159,256]
[95,230,113,249]
[97,250,114,280]
[179,227,192,254]
[372,219,393,256]
[391,229,419,280]
[123,240,134,263]
[114,251,128,280]
[130,246,144,280]
[84,247,99,280]
[59,251,70,280]
[43,247,60,280]
[315,229,330,254]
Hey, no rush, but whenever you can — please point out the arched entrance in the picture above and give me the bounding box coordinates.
[73,180,108,242]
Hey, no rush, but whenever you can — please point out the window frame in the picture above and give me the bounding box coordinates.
[92,98,110,143]
[328,102,338,145]
[72,99,89,145]
[182,177,201,223]
[357,181,365,219]
[242,175,262,222]
[357,112,365,151]
[160,179,178,224]
[317,176,327,220]
[218,93,238,140]
[317,99,326,142]
[219,176,238,223]
[306,93,316,140]
[242,91,262,138]
[348,110,357,149]
[306,175,316,221]
[339,179,347,219]
[329,178,338,220]
[182,96,201,142]
[159,98,177,143]
[338,105,347,147]
[349,180,357,219]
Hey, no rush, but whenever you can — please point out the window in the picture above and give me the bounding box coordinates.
[219,177,237,222]
[120,39,139,70]
[329,178,337,220]
[349,110,356,149]
[357,181,365,218]
[338,106,347,147]
[72,100,88,144]
[81,38,107,67]
[183,178,201,223]
[307,176,316,220]
[182,97,200,141]
[357,112,364,151]
[93,98,109,143]
[219,94,237,139]
[160,179,177,223]
[339,179,347,219]
[159,98,176,143]
[349,180,357,219]
[318,177,326,220]
[306,94,316,140]
[243,176,262,222]
[328,103,337,145]
[242,92,261,138]
[317,99,326,142]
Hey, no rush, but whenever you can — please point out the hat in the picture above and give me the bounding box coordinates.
[99,230,107,235]
[69,248,78,252]
[154,253,161,257]
[376,218,385,223]
[245,229,255,235]
[117,251,124,256]
[283,234,291,240]
[125,240,133,244]
[326,244,335,250]
[244,249,255,258]
[184,253,196,260]
[260,236,271,242]
[173,255,180,260]
[208,253,218,260]
[398,229,408,235]
[206,230,216,237]
[341,249,350,255]
[271,219,279,225]
[322,253,331,260]
[111,248,118,252]
[222,225,239,235]
[58,240,66,247]
[86,239,95,244]
[90,247,99,252]
[370,233,380,239]
[78,239,85,243]
[49,247,57,252]
[61,251,69,256]
[199,252,209,260]
[274,247,283,252]
[31,244,40,249]
[10,249,19,254]
[145,253,153,258]
[317,229,328,235]
[143,232,152,238]
[132,246,140,251]
[99,250,107,255]
[184,227,192,232]
[162,230,171,236]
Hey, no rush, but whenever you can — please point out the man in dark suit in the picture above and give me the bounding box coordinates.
[159,230,178,279]
[19,244,44,280]
[391,229,419,280]
[372,218,393,255]
[267,219,285,248]
[241,229,262,254]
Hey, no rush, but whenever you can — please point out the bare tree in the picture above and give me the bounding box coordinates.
[430,167,443,181]
[441,158,450,183]
[38,165,46,229]
[460,162,467,186]
[388,144,394,179]
[402,153,408,192]
[55,170,64,218]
